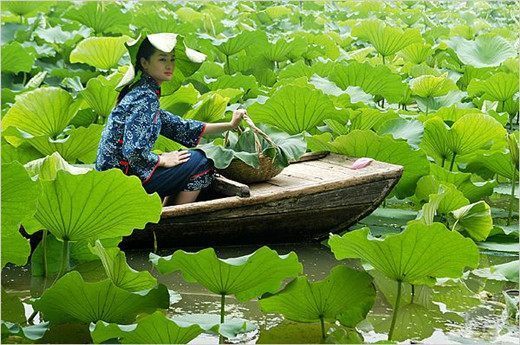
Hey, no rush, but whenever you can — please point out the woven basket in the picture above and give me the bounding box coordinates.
[218,116,284,184]
[220,154,284,184]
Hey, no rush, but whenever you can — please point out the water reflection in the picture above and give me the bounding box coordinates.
[1,243,518,344]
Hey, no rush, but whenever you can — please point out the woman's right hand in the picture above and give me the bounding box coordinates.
[159,150,191,168]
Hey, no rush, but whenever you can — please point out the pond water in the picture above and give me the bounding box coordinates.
[2,240,518,344]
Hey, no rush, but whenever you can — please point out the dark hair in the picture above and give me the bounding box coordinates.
[117,37,157,104]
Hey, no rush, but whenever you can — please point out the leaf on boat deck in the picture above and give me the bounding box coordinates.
[1,161,40,267]
[34,168,162,242]
[32,271,170,324]
[150,246,303,302]
[90,311,204,344]
[329,221,480,286]
[259,265,376,328]
[89,240,157,292]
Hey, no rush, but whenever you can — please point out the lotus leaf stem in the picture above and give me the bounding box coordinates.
[388,280,402,341]
[411,284,415,304]
[382,55,386,65]
[55,239,70,282]
[225,54,230,75]
[320,316,326,339]
[42,230,48,277]
[508,170,517,225]
[219,293,226,344]
[449,153,457,171]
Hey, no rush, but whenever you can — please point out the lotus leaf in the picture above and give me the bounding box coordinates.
[329,221,479,285]
[1,162,40,267]
[89,240,157,292]
[34,168,162,242]
[447,35,517,68]
[1,41,35,73]
[150,246,302,302]
[259,266,375,328]
[89,311,203,344]
[2,87,82,137]
[410,74,459,98]
[449,201,493,241]
[32,271,170,324]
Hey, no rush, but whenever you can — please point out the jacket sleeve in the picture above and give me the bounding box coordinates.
[122,93,161,181]
[159,109,206,148]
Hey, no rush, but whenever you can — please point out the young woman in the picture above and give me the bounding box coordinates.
[95,37,245,205]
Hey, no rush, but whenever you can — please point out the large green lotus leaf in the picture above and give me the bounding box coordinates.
[89,240,157,292]
[170,314,256,339]
[63,2,131,35]
[377,118,423,149]
[449,113,507,156]
[35,169,162,242]
[184,92,229,122]
[70,36,130,70]
[279,60,335,80]
[258,124,307,167]
[1,162,40,267]
[348,108,399,132]
[328,130,429,199]
[329,221,480,286]
[32,271,170,324]
[447,35,517,68]
[420,117,452,165]
[417,182,469,224]
[1,140,42,165]
[415,90,466,114]
[256,321,331,344]
[467,72,518,102]
[430,105,479,123]
[26,124,103,164]
[159,85,198,117]
[305,132,336,153]
[1,1,54,16]
[208,73,259,95]
[351,19,422,57]
[212,30,266,56]
[421,114,507,164]
[468,149,516,180]
[259,266,375,327]
[198,141,259,169]
[398,42,432,64]
[150,246,302,302]
[248,84,342,134]
[89,311,203,344]
[2,87,82,137]
[80,74,120,117]
[1,41,35,73]
[428,163,497,202]
[449,201,493,241]
[262,37,300,62]
[410,74,459,98]
[472,260,519,283]
[24,152,90,181]
[330,61,407,104]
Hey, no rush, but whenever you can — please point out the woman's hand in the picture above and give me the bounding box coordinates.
[159,150,191,168]
[230,109,247,129]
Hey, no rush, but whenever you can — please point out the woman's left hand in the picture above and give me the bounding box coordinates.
[230,109,247,129]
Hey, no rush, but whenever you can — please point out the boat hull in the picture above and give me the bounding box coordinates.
[121,155,401,248]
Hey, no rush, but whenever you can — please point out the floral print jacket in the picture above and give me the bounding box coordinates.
[95,73,206,183]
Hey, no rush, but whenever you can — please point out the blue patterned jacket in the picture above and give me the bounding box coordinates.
[95,73,206,183]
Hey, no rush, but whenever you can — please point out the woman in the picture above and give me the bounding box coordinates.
[95,37,245,205]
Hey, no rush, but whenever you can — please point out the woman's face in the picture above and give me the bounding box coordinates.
[140,50,175,85]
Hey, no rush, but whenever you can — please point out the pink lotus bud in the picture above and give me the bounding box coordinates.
[350,157,373,170]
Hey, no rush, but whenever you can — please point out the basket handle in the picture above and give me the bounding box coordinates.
[242,115,279,150]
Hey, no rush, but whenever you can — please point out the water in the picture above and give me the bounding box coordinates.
[2,242,518,344]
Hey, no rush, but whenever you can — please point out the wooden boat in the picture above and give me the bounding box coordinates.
[121,152,403,248]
